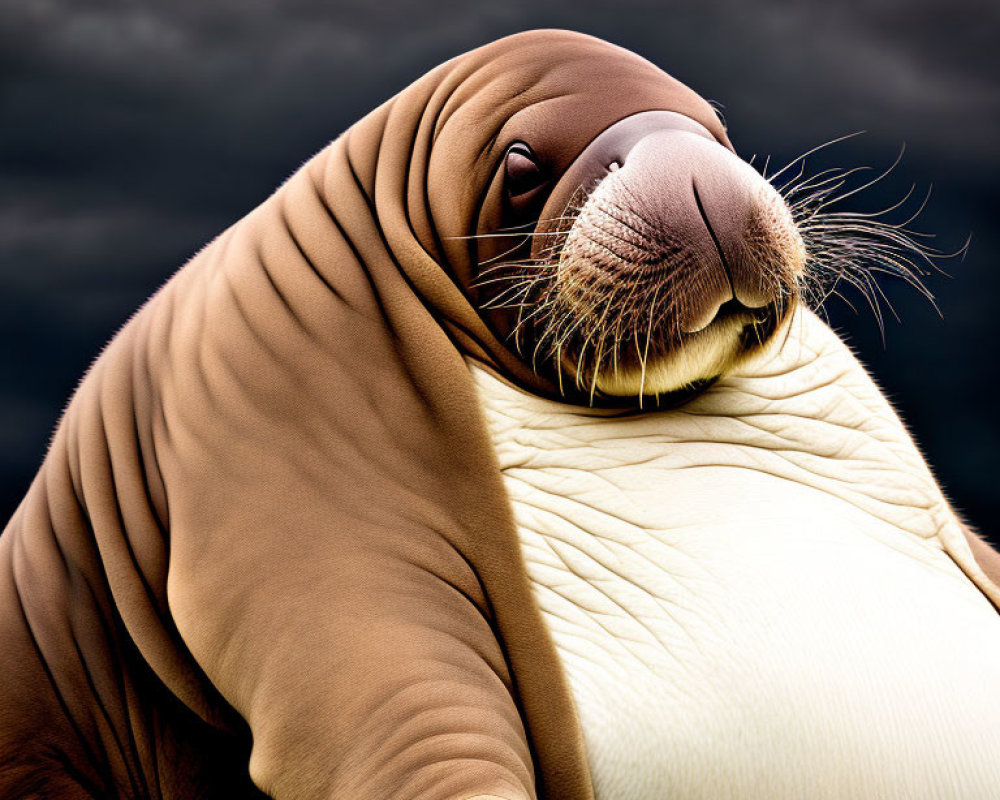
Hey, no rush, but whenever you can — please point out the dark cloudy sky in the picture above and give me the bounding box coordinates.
[2,0,998,541]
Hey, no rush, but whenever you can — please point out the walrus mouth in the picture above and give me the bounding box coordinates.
[548,299,790,403]
[494,235,798,404]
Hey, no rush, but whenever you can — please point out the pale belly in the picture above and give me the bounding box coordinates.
[469,310,1000,800]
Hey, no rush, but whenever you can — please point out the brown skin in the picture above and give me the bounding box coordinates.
[962,524,1000,587]
[3,28,997,800]
[0,30,729,800]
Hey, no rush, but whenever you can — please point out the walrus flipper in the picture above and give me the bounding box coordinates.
[167,494,538,799]
[0,178,541,799]
[141,153,543,799]
[0,320,274,800]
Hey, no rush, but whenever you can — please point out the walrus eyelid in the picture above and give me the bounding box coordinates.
[505,142,547,199]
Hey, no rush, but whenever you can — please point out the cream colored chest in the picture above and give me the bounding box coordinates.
[469,312,1000,800]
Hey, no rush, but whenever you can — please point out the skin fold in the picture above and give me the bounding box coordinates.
[0,28,996,800]
[471,307,1000,798]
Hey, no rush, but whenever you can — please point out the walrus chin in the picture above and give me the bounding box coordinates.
[486,110,806,404]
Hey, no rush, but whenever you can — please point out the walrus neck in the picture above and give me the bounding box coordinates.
[471,307,968,546]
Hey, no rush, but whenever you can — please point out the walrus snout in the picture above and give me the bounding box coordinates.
[525,110,805,399]
[549,123,804,334]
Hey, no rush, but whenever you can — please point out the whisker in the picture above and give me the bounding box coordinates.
[476,130,964,404]
[774,134,969,337]
[445,226,577,241]
[765,130,867,184]
[810,144,907,215]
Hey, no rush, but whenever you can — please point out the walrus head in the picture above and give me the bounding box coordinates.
[400,30,937,408]
[440,37,805,404]
[497,111,805,400]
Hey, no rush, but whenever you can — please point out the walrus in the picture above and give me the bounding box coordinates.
[2,28,999,800]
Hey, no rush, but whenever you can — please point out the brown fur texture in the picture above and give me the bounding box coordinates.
[0,30,729,799]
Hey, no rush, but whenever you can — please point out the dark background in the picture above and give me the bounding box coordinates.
[1,1,997,541]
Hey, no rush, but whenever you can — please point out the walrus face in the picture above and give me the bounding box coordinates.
[473,110,806,403]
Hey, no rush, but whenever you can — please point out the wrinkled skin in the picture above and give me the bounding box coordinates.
[1,28,997,800]
[473,307,1000,799]
[0,29,724,800]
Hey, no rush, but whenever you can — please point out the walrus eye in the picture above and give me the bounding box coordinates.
[505,143,547,201]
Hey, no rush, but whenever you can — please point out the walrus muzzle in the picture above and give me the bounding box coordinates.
[490,111,806,399]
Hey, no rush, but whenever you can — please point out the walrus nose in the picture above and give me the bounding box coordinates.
[618,129,796,333]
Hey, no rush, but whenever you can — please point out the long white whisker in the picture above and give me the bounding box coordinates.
[766,130,867,184]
